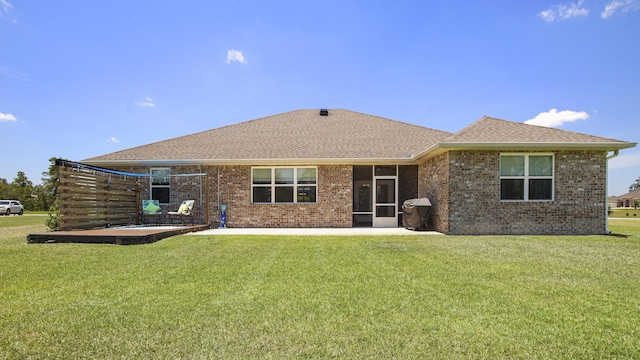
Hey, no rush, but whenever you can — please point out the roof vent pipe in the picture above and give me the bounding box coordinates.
[319,109,329,116]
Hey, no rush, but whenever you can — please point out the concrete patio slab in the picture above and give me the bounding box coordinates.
[193,227,443,236]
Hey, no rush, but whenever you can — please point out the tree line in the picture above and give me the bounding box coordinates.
[0,158,59,211]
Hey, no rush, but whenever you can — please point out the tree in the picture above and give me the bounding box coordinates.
[11,171,37,210]
[630,177,640,192]
[40,157,60,211]
[0,158,61,213]
[42,158,63,231]
[0,178,9,199]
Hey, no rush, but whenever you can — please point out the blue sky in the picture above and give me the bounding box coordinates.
[1,1,639,195]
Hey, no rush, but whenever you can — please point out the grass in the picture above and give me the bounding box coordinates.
[610,208,640,218]
[0,218,639,358]
[0,214,49,228]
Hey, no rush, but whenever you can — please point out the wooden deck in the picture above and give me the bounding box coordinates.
[27,225,210,245]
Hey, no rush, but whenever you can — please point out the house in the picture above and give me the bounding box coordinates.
[608,196,620,209]
[613,190,640,208]
[83,109,636,235]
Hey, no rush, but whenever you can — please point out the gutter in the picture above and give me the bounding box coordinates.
[437,142,636,151]
[605,150,620,234]
[82,157,419,167]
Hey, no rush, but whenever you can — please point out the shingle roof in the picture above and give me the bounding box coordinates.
[617,189,640,199]
[84,109,452,164]
[83,110,636,165]
[442,116,633,147]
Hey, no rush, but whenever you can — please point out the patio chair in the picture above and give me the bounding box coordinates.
[142,199,163,225]
[168,200,195,225]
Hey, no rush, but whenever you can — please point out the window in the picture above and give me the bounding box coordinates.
[252,167,317,203]
[500,154,553,201]
[151,168,170,204]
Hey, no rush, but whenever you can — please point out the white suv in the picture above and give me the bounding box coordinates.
[0,200,24,215]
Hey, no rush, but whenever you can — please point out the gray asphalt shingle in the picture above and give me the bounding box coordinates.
[84,109,451,162]
[83,110,634,164]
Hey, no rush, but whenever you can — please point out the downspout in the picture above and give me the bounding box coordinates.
[217,166,220,219]
[605,150,619,234]
[198,165,204,225]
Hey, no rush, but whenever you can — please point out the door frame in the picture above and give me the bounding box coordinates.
[373,175,398,227]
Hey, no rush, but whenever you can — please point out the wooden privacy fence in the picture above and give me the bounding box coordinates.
[57,163,142,230]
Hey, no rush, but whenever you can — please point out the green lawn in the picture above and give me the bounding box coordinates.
[610,208,640,218]
[0,214,48,228]
[0,219,639,359]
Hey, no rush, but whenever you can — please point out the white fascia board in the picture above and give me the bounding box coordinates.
[83,157,419,167]
[448,142,636,152]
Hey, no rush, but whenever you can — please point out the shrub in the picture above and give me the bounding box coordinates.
[45,211,60,231]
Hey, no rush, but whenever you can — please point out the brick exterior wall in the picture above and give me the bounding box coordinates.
[112,164,352,227]
[112,165,209,224]
[419,152,450,233]
[444,150,608,235]
[111,149,608,234]
[211,165,352,228]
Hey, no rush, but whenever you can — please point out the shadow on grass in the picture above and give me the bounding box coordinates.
[608,233,630,238]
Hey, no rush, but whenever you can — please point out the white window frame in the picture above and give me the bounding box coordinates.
[500,153,554,202]
[251,166,318,204]
[150,168,171,204]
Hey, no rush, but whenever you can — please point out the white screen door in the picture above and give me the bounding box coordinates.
[373,177,397,227]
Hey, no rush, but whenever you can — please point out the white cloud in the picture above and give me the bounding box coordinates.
[106,137,120,143]
[539,9,557,22]
[602,0,624,18]
[524,109,590,127]
[226,50,247,64]
[0,0,12,14]
[609,149,640,170]
[0,112,17,122]
[539,0,589,22]
[601,0,639,18]
[134,97,155,107]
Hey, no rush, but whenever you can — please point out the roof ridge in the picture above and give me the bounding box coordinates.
[84,108,452,163]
